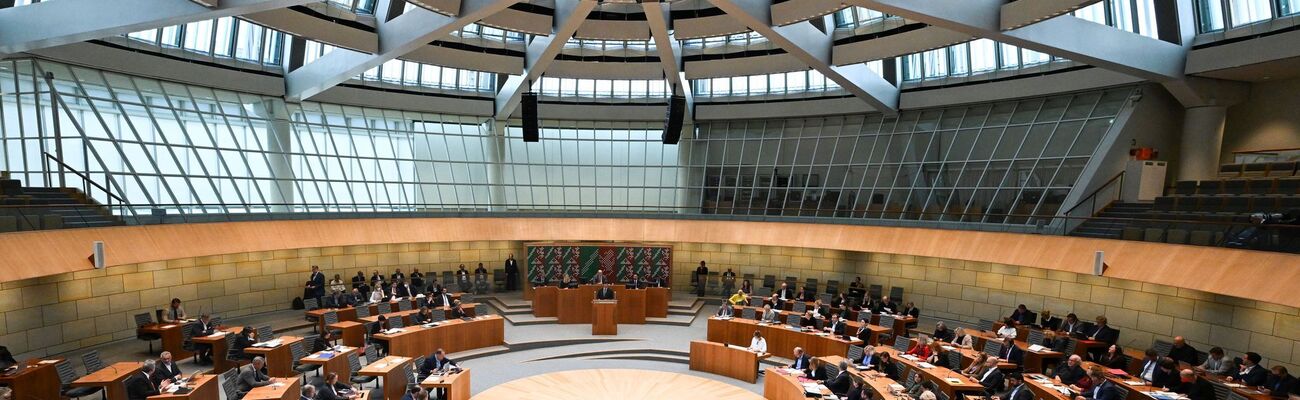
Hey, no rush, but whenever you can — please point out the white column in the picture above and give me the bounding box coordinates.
[1176,106,1228,181]
[254,99,296,212]
[675,123,697,214]
[485,119,508,211]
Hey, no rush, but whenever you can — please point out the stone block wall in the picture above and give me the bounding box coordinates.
[3,239,1295,374]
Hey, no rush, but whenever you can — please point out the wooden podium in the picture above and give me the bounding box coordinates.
[688,340,769,383]
[592,300,617,335]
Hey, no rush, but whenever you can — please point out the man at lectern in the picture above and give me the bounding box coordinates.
[592,272,608,285]
[596,285,616,300]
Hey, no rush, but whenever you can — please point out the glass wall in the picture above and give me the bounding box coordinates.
[123,17,286,67]
[1,59,1131,224]
[533,77,669,99]
[901,39,1071,82]
[1196,0,1300,31]
[689,88,1135,223]
[358,59,496,93]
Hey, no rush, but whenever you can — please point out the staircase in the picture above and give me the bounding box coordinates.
[1,178,124,231]
[1069,202,1154,239]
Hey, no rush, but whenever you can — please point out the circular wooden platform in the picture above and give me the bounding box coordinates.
[471,369,765,400]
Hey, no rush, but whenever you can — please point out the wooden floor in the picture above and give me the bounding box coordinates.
[471,369,765,400]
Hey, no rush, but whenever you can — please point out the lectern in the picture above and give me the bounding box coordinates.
[592,300,618,335]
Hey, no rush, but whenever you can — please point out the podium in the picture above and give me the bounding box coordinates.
[592,300,618,335]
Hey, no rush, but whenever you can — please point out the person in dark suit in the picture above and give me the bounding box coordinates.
[855,345,877,367]
[875,351,899,380]
[237,357,272,395]
[999,337,1024,365]
[394,280,413,299]
[1093,344,1126,369]
[432,290,454,308]
[1086,316,1119,344]
[504,254,519,291]
[155,352,182,382]
[450,301,468,319]
[1263,366,1296,397]
[410,269,425,292]
[626,274,641,289]
[351,271,366,290]
[1152,358,1181,389]
[1009,305,1034,325]
[900,302,920,319]
[125,360,170,400]
[789,347,812,374]
[932,321,954,343]
[192,314,216,364]
[715,303,734,317]
[823,314,847,337]
[412,307,436,325]
[316,372,358,400]
[798,311,817,328]
[768,292,785,310]
[308,265,326,303]
[1059,313,1083,336]
[1174,370,1215,400]
[1076,369,1123,400]
[1051,355,1088,385]
[776,282,795,303]
[1228,352,1269,387]
[994,373,1034,400]
[420,349,458,399]
[391,268,406,284]
[845,380,869,400]
[976,357,1005,395]
[596,285,615,300]
[233,326,257,360]
[401,387,429,400]
[1038,310,1062,331]
[694,261,708,296]
[1138,349,1161,382]
[825,360,853,395]
[310,331,336,353]
[0,345,18,371]
[1167,336,1199,366]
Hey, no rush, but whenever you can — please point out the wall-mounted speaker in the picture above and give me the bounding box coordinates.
[663,95,685,145]
[92,241,105,269]
[522,92,539,142]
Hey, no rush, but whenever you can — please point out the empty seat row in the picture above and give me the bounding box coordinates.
[1121,226,1228,246]
[1153,195,1300,214]
[1219,161,1298,178]
[1173,178,1300,196]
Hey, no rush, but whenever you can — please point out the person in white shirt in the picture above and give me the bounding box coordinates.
[952,327,975,348]
[997,318,1019,339]
[748,330,767,353]
[368,288,385,304]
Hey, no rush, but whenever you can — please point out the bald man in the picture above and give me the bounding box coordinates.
[1166,336,1198,366]
[1051,355,1087,386]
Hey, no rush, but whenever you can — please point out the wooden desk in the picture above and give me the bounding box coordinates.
[420,368,472,400]
[613,287,647,324]
[868,314,918,337]
[871,347,988,398]
[472,368,763,400]
[329,321,365,348]
[706,317,862,359]
[0,359,63,400]
[242,377,299,400]
[847,320,892,346]
[812,356,913,400]
[689,340,769,383]
[358,356,411,400]
[532,286,558,317]
[646,287,670,318]
[191,327,242,374]
[71,361,143,400]
[373,315,506,357]
[148,374,219,400]
[1024,373,1075,400]
[942,343,1018,371]
[299,346,359,382]
[593,300,618,335]
[968,328,1066,372]
[139,322,196,360]
[763,367,827,400]
[243,336,303,378]
[557,287,596,323]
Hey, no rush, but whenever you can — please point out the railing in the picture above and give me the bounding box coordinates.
[42,152,127,208]
[1060,170,1125,234]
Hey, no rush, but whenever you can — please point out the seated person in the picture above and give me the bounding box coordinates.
[715,303,734,318]
[1262,366,1296,398]
[126,360,171,400]
[1173,369,1214,400]
[232,326,257,360]
[1196,347,1236,376]
[1076,368,1122,400]
[951,327,975,348]
[825,361,854,395]
[309,331,336,353]
[1008,304,1033,325]
[798,311,817,328]
[963,353,989,377]
[1051,355,1088,386]
[155,351,183,382]
[997,337,1024,365]
[906,337,933,359]
[823,314,847,336]
[450,301,468,319]
[418,349,458,378]
[369,316,389,354]
[976,357,1005,395]
[1096,345,1129,370]
[925,342,945,365]
[759,304,780,324]
[789,347,812,374]
[1166,337,1199,366]
[0,345,17,371]
[996,317,1019,339]
[855,345,877,368]
[1153,358,1181,389]
[237,358,272,396]
[1038,310,1062,331]
[317,372,358,400]
[875,351,899,380]
[162,298,188,323]
[727,290,748,306]
[412,307,436,325]
[1227,352,1269,387]
[994,372,1033,400]
[932,322,954,343]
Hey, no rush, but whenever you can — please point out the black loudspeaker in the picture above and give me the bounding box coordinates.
[522,91,539,142]
[663,95,685,144]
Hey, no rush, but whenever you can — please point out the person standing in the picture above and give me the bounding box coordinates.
[307,265,326,303]
[694,261,708,296]
[504,254,519,291]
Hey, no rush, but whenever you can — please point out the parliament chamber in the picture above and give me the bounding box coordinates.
[2,0,1300,399]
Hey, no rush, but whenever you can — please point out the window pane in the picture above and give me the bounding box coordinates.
[1230,0,1273,26]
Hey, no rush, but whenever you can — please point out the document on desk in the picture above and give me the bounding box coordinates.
[207,332,228,338]
[917,362,935,369]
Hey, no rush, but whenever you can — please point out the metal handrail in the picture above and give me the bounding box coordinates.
[42,152,126,205]
[1062,170,1125,217]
